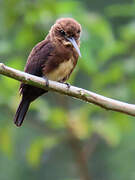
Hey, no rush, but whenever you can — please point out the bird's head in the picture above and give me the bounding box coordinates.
[50,18,82,57]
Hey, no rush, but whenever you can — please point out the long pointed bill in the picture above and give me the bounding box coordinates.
[67,37,81,57]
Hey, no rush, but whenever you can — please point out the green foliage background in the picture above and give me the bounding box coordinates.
[0,0,135,179]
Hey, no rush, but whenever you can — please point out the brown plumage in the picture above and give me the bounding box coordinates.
[14,18,81,127]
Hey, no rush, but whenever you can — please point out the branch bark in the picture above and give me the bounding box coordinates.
[0,63,135,117]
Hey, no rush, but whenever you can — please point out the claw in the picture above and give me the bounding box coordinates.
[64,82,70,89]
[43,76,49,87]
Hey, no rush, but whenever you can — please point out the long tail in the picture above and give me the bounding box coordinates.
[14,98,30,127]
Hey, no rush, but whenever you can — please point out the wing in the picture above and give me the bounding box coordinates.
[20,39,54,101]
[24,39,54,76]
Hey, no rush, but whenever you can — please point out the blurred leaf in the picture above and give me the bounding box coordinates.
[0,127,13,157]
[120,22,135,42]
[67,107,92,139]
[27,136,58,167]
[106,4,135,17]
[93,120,121,146]
[48,108,67,128]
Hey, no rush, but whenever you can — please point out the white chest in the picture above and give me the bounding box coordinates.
[46,58,74,82]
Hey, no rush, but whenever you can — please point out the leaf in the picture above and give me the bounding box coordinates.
[27,136,58,167]
[93,120,121,146]
[0,127,13,157]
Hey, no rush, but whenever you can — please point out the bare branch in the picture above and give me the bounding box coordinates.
[0,63,135,117]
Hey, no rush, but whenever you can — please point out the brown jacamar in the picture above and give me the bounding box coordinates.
[14,18,81,126]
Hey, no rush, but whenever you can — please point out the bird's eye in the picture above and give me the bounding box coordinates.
[59,30,66,36]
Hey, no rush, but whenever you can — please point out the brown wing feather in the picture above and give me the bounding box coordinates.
[20,39,54,101]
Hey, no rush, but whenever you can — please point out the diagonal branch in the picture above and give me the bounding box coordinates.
[0,63,135,117]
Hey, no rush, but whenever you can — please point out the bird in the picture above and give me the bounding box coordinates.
[14,17,82,127]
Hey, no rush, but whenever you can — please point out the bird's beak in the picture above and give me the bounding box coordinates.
[67,37,81,57]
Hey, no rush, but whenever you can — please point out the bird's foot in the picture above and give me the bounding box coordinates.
[64,82,71,89]
[43,76,49,87]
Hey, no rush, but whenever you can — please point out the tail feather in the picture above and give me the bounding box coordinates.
[14,98,30,127]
